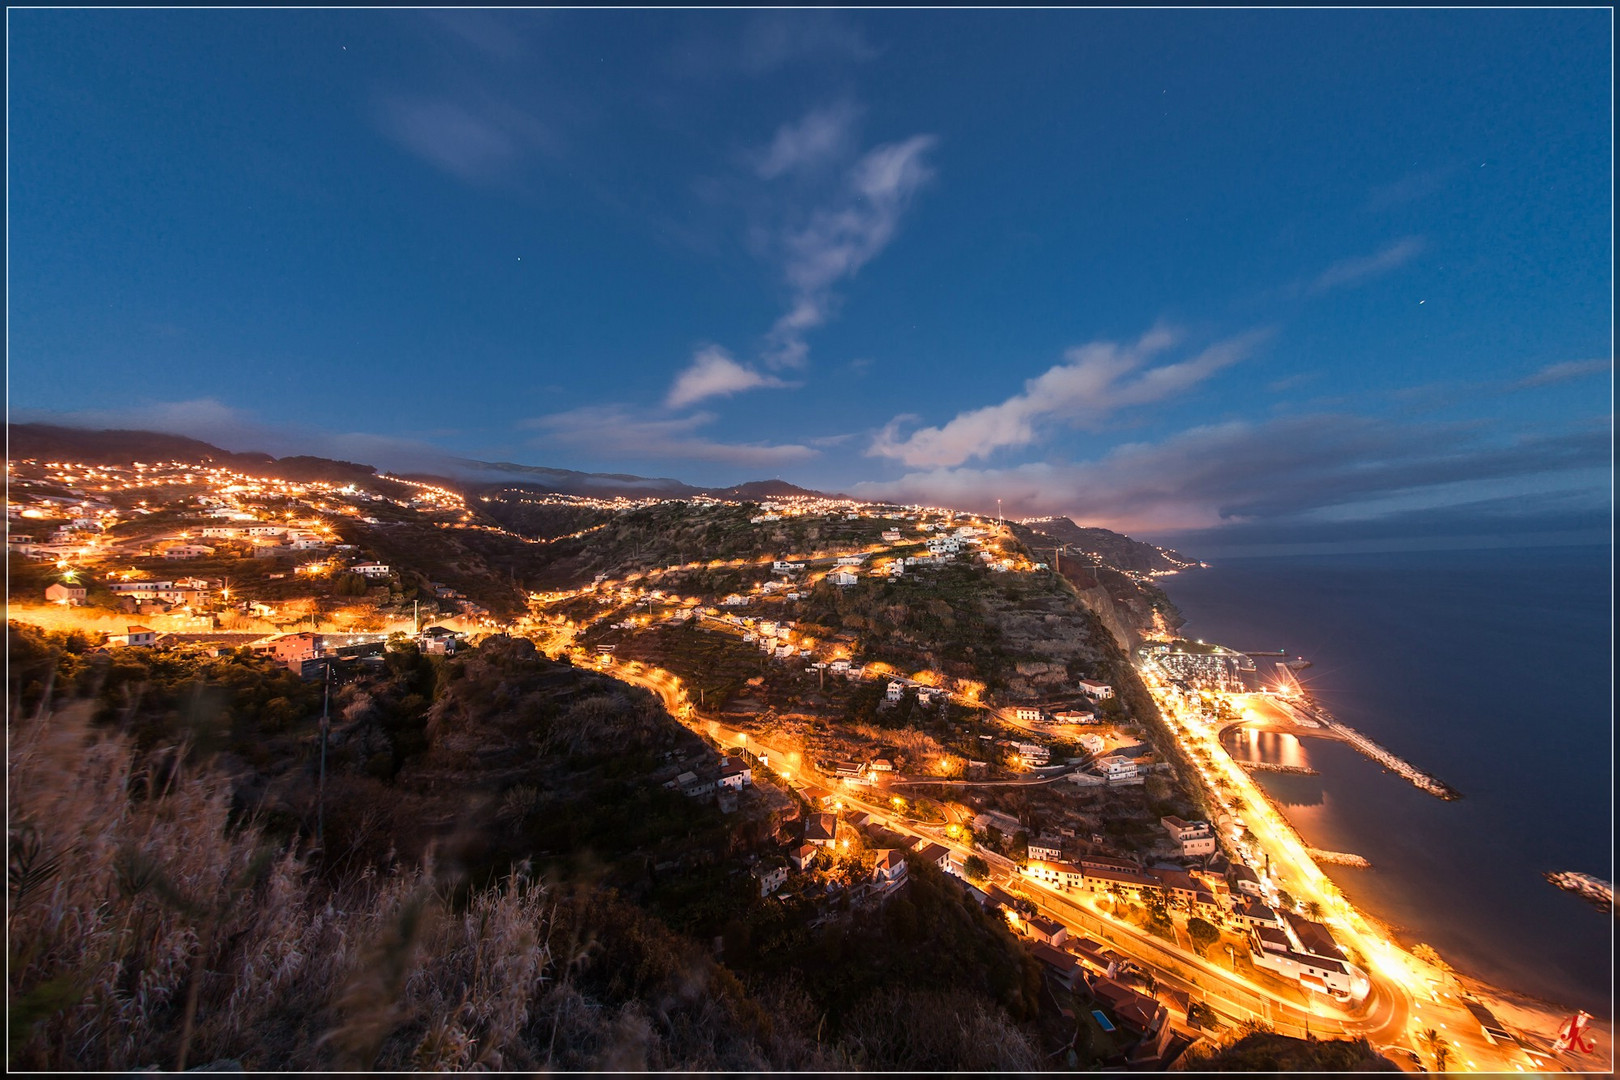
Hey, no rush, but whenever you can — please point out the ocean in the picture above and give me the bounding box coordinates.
[1157,543,1613,1015]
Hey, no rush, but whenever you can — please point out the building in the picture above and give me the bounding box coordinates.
[45,582,88,605]
[1012,741,1050,765]
[751,861,789,897]
[872,849,908,884]
[912,841,956,875]
[1229,864,1266,898]
[1012,706,1043,722]
[1088,976,1168,1037]
[416,626,464,655]
[1052,710,1097,724]
[1077,865,1164,901]
[1077,679,1115,699]
[881,530,902,542]
[973,810,1023,836]
[1231,900,1285,929]
[678,772,717,799]
[1079,733,1106,756]
[1023,860,1085,891]
[771,560,806,573]
[109,625,158,648]
[1095,755,1139,782]
[829,567,860,586]
[1030,941,1082,988]
[159,544,215,559]
[788,842,818,871]
[804,813,839,847]
[1027,837,1063,862]
[1248,917,1370,1000]
[717,758,752,790]
[1160,816,1218,856]
[885,681,905,702]
[350,563,391,578]
[1024,914,1069,947]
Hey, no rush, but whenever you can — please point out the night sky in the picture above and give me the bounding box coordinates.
[9,9,1611,551]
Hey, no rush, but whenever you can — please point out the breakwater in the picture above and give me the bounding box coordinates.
[1278,698,1461,800]
[1240,760,1319,776]
[1308,848,1372,869]
[1546,872,1613,914]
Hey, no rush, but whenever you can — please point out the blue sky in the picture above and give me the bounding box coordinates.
[9,9,1612,548]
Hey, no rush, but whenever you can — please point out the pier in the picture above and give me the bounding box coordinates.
[1224,695,1461,801]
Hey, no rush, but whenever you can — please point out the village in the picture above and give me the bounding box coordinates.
[7,456,1496,1068]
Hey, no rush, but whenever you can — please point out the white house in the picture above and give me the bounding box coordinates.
[830,567,859,586]
[1079,734,1106,756]
[835,554,867,566]
[109,625,158,648]
[1024,915,1069,947]
[1161,816,1217,856]
[771,560,805,573]
[1023,860,1085,891]
[751,861,789,897]
[161,544,215,560]
[1013,706,1043,722]
[830,659,851,674]
[872,849,908,884]
[1052,710,1097,724]
[885,681,905,702]
[881,530,903,542]
[926,537,962,555]
[1096,756,1139,782]
[351,563,391,578]
[45,582,88,605]
[1078,679,1115,699]
[1013,741,1051,765]
[720,594,747,606]
[1027,838,1063,862]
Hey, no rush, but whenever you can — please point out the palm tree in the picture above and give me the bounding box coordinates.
[1302,899,1324,921]
[1417,1027,1452,1073]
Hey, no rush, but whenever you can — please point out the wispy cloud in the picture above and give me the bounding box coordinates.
[869,327,1269,468]
[666,346,795,409]
[667,12,877,80]
[1366,166,1457,213]
[524,405,816,467]
[762,129,937,367]
[1516,357,1612,388]
[1308,237,1426,294]
[855,413,1611,534]
[738,13,878,75]
[753,101,861,179]
[374,90,556,186]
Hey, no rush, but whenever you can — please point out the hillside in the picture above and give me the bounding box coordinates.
[1014,516,1199,574]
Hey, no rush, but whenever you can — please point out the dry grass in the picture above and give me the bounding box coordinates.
[7,699,818,1071]
[6,701,562,1071]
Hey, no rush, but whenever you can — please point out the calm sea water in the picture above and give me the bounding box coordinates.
[1159,544,1613,1014]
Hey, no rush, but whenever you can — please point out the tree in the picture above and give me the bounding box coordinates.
[1418,1027,1452,1073]
[963,855,990,884]
[1186,917,1220,955]
[1302,899,1324,921]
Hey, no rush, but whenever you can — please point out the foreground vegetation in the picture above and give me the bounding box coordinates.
[7,622,1056,1070]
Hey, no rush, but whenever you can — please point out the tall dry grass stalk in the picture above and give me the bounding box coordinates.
[7,701,557,1071]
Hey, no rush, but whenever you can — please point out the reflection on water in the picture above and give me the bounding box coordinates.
[1224,728,1310,769]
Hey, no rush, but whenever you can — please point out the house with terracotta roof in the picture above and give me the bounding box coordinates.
[804,813,839,847]
[109,625,158,648]
[871,849,908,884]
